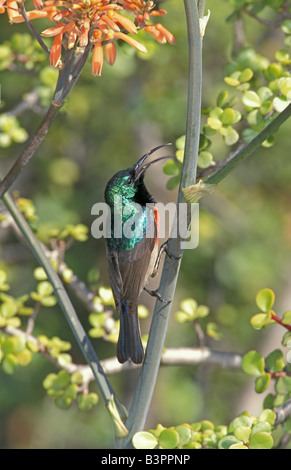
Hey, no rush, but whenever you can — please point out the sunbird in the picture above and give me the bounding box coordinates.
[104,144,177,364]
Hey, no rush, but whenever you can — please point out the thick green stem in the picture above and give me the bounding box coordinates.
[2,191,125,422]
[119,0,202,449]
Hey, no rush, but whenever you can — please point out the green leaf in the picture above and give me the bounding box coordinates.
[218,435,241,449]
[180,298,197,316]
[248,432,273,449]
[242,90,261,108]
[158,429,180,449]
[278,77,291,98]
[282,311,291,325]
[2,353,19,374]
[250,312,271,329]
[138,304,149,318]
[175,135,185,150]
[224,76,240,87]
[281,19,291,35]
[239,68,254,83]
[258,409,276,426]
[206,322,222,340]
[220,108,237,125]
[163,159,180,176]
[207,116,222,130]
[3,335,25,354]
[266,349,285,372]
[132,431,158,449]
[166,175,180,190]
[37,281,54,297]
[175,424,193,446]
[255,373,271,393]
[233,425,252,443]
[275,49,291,65]
[242,350,265,376]
[273,96,289,112]
[255,288,275,312]
[55,396,72,410]
[197,151,213,169]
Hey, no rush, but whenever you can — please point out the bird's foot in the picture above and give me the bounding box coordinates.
[144,287,170,304]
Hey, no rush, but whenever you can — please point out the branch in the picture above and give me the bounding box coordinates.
[119,0,203,448]
[1,191,126,422]
[1,322,244,378]
[204,104,291,186]
[0,43,92,199]
[19,3,50,56]
[275,399,291,426]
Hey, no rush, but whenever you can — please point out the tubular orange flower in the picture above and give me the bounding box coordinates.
[50,32,62,66]
[2,0,175,76]
[105,41,116,66]
[92,41,103,76]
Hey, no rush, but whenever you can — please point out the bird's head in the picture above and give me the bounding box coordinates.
[104,143,171,206]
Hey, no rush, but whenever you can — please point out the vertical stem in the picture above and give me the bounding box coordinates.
[119,0,202,448]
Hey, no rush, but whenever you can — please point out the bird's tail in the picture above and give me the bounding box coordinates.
[117,300,144,364]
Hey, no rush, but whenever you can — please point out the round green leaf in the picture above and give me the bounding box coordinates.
[224,76,240,87]
[175,424,192,446]
[258,409,276,426]
[207,116,222,130]
[273,97,289,112]
[255,288,275,312]
[223,127,239,146]
[255,373,271,393]
[240,68,254,83]
[266,349,284,372]
[220,108,237,125]
[218,435,241,449]
[250,312,271,329]
[233,425,252,443]
[275,49,291,64]
[163,159,180,176]
[2,353,19,374]
[197,151,213,169]
[278,77,291,98]
[37,281,54,297]
[242,350,265,376]
[242,90,261,108]
[158,429,179,449]
[248,432,273,449]
[3,335,25,354]
[132,431,158,449]
[180,298,197,316]
[175,135,185,150]
[55,396,72,410]
[166,175,180,190]
[282,311,291,325]
[229,443,248,449]
[281,19,291,34]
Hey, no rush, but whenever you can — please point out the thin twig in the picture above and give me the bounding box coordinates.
[204,104,291,186]
[0,43,92,199]
[19,3,50,56]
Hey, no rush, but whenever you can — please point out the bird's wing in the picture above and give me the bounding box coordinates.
[105,219,157,309]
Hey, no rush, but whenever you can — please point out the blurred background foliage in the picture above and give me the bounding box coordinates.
[0,0,291,449]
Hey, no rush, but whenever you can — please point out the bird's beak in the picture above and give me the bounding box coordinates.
[133,143,172,181]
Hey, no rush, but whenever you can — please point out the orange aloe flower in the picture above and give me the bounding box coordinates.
[2,0,175,76]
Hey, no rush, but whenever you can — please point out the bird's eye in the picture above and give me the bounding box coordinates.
[126,177,132,185]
